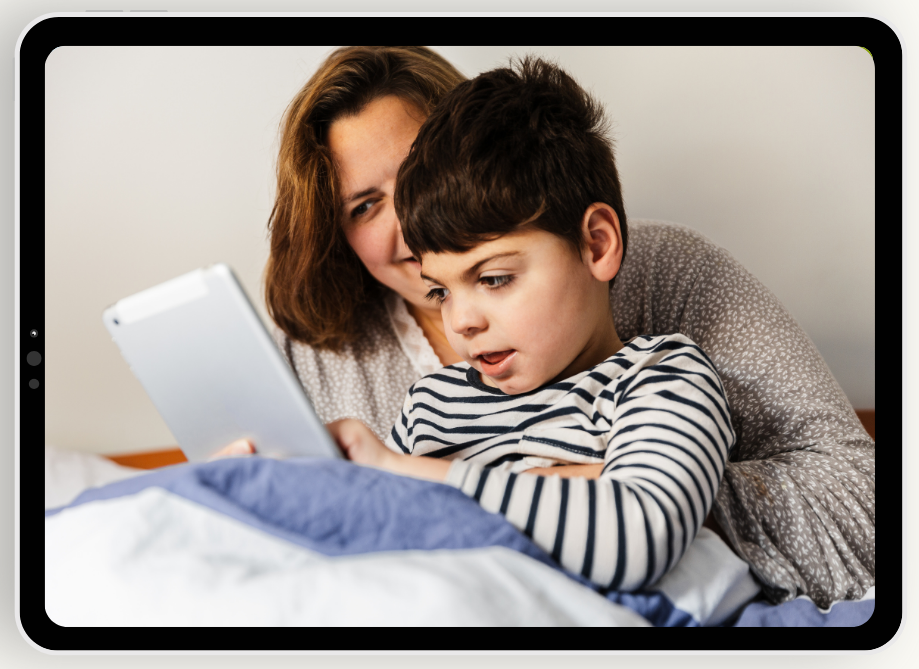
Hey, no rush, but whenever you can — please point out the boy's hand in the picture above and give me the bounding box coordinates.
[326,419,397,469]
[327,418,451,482]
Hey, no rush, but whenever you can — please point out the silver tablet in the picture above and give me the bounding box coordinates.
[102,264,341,462]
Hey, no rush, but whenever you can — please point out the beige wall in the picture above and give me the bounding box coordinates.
[44,46,875,454]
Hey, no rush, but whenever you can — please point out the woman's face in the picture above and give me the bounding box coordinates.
[327,95,432,312]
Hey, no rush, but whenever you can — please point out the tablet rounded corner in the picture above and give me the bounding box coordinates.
[16,14,69,66]
[16,606,66,655]
[858,15,903,62]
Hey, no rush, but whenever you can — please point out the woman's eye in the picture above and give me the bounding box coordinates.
[351,201,373,218]
[481,275,513,289]
[424,287,449,304]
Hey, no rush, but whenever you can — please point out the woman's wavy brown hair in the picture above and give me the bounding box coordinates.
[264,46,465,350]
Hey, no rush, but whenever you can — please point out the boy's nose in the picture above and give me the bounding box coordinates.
[449,299,487,335]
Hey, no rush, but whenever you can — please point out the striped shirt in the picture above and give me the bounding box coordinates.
[385,334,735,591]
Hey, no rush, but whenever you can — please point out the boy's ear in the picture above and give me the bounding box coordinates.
[580,203,623,282]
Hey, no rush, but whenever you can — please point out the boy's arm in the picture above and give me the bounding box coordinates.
[334,337,732,591]
[334,419,604,481]
[525,463,604,478]
[378,451,452,481]
[441,337,734,590]
[594,338,735,581]
[331,416,601,481]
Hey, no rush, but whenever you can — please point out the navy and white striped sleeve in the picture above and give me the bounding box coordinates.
[384,386,414,455]
[444,339,734,591]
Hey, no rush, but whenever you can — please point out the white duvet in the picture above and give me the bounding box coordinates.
[44,446,760,627]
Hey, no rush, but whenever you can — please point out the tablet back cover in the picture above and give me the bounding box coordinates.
[102,264,340,462]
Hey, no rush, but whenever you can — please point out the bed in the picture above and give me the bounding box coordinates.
[44,445,875,628]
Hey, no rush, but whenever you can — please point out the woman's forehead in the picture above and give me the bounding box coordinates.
[327,96,424,198]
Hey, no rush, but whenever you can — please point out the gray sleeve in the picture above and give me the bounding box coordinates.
[269,302,421,443]
[612,220,873,607]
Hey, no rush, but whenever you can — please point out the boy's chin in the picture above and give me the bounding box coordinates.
[481,373,539,395]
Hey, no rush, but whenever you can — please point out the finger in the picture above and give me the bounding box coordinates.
[209,438,255,460]
[226,438,255,454]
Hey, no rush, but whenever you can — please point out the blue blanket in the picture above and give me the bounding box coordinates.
[45,457,874,627]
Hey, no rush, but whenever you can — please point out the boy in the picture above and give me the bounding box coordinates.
[329,58,734,591]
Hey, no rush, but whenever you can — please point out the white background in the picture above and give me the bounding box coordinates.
[3,0,905,666]
[43,43,874,453]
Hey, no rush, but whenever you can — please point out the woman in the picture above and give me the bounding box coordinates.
[228,46,874,608]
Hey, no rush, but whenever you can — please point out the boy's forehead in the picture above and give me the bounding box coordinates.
[420,235,523,281]
[419,227,561,282]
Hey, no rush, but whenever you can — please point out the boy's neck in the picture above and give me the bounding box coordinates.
[548,317,625,385]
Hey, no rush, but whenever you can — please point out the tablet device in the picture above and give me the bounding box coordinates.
[102,263,341,462]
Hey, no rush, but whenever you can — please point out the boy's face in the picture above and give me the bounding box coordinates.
[420,227,612,394]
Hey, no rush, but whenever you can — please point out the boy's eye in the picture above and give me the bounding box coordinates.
[481,275,513,289]
[424,287,450,304]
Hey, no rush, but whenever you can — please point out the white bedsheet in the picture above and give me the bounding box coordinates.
[45,445,145,509]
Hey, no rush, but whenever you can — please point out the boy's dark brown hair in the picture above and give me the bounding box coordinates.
[396,56,627,277]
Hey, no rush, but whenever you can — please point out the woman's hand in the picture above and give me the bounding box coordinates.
[208,438,256,460]
[526,463,605,479]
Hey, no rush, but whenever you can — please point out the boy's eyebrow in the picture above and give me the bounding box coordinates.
[421,252,521,285]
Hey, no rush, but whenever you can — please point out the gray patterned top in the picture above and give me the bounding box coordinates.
[274,219,874,607]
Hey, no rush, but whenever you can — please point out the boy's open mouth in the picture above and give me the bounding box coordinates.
[477,350,517,376]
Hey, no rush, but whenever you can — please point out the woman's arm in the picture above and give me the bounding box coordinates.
[616,223,873,606]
